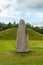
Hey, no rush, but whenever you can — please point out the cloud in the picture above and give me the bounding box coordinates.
[36,12,43,18]
[0,0,20,19]
[7,0,14,1]
[25,12,31,18]
[0,9,2,12]
[4,4,11,9]
[32,21,43,26]
[0,0,17,9]
[25,12,31,16]
[0,0,32,19]
[0,5,22,19]
[17,0,43,9]
[0,0,43,26]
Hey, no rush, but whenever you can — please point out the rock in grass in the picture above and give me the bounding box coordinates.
[16,20,29,52]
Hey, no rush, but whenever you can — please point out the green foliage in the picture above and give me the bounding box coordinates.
[40,28,43,34]
[0,21,43,34]
[33,27,43,34]
[0,28,43,40]
[0,22,18,31]
[7,22,12,28]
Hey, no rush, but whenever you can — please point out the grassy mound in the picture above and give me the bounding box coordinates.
[27,28,43,40]
[0,28,17,40]
[0,28,43,40]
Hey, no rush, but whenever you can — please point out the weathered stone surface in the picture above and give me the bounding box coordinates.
[16,20,29,52]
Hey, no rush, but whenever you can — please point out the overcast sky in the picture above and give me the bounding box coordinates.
[0,0,43,26]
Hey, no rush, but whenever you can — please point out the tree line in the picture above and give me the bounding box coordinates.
[26,23,43,34]
[0,22,18,31]
[0,21,43,34]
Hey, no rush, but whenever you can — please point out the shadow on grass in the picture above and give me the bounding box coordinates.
[10,50,36,57]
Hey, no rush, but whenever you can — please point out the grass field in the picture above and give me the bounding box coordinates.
[0,40,43,65]
[0,28,43,65]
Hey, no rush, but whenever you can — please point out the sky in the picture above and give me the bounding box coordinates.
[0,0,43,26]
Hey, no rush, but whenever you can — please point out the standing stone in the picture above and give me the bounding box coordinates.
[16,20,29,52]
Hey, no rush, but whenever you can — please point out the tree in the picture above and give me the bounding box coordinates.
[40,27,43,34]
[0,23,2,28]
[7,22,12,28]
[26,23,31,28]
[13,21,16,28]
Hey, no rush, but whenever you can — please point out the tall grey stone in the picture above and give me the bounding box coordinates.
[16,20,29,52]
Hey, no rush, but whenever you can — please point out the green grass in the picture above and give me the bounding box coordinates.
[0,28,43,40]
[27,28,43,40]
[0,40,16,52]
[0,28,17,40]
[0,40,43,65]
[0,28,43,65]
